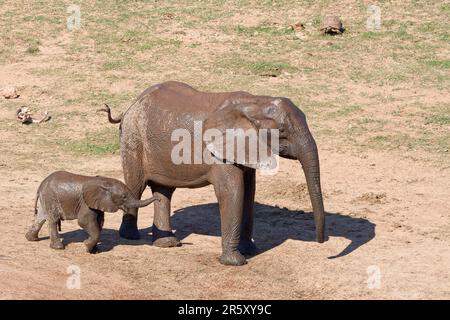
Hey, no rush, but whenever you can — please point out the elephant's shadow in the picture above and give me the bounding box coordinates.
[59,226,154,253]
[172,202,376,259]
[58,202,375,258]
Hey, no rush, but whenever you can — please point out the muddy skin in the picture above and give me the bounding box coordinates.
[25,171,159,253]
[105,81,325,266]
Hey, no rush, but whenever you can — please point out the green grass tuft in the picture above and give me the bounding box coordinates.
[423,59,450,69]
[236,24,294,36]
[218,57,297,77]
[61,128,120,156]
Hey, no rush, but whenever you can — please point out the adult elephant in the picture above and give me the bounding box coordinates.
[101,81,325,265]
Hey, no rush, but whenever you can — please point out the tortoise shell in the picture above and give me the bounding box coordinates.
[320,15,344,34]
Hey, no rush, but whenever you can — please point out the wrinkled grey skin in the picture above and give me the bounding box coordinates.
[104,81,325,266]
[25,171,159,253]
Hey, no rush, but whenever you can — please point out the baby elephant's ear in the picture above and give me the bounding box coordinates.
[82,180,118,213]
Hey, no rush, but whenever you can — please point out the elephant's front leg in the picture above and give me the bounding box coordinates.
[78,210,101,253]
[211,165,246,266]
[150,183,180,247]
[238,169,258,255]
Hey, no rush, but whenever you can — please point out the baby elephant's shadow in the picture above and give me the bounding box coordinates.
[60,227,153,253]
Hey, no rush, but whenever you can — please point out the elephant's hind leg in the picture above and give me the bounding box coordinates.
[48,219,65,250]
[149,182,180,248]
[25,216,46,241]
[119,152,146,240]
[25,201,47,241]
[97,212,105,231]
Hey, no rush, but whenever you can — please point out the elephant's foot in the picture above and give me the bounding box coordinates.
[119,214,140,240]
[50,240,65,250]
[86,244,99,254]
[238,240,258,256]
[220,250,247,266]
[25,230,39,241]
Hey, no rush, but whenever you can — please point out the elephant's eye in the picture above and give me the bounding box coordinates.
[264,106,277,118]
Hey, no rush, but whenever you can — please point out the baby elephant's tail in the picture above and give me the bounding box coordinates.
[33,191,39,215]
[98,104,122,124]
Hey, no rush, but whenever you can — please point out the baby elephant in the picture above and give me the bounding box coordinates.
[25,171,160,253]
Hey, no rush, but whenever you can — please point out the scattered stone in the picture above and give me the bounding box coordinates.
[162,12,175,20]
[16,106,51,124]
[289,21,305,30]
[1,86,20,99]
[353,192,387,205]
[320,15,344,34]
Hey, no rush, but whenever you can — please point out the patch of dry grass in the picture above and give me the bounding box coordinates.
[0,0,449,169]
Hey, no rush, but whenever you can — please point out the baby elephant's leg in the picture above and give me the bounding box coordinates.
[79,211,101,253]
[97,212,105,231]
[25,215,46,241]
[26,200,47,241]
[48,220,65,250]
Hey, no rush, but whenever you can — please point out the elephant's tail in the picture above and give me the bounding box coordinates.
[98,104,122,124]
[33,190,39,215]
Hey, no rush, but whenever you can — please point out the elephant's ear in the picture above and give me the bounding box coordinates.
[204,100,279,170]
[82,180,119,213]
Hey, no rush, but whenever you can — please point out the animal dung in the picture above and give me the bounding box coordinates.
[16,106,51,124]
[320,15,344,34]
[1,86,20,99]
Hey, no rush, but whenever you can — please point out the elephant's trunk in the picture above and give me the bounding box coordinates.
[296,134,325,243]
[126,195,160,209]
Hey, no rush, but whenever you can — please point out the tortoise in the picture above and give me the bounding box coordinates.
[320,15,344,34]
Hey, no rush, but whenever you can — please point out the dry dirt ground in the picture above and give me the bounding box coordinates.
[0,1,449,299]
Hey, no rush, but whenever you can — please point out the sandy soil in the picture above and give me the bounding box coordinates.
[0,149,449,299]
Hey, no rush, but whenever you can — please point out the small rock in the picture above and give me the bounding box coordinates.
[1,86,19,99]
[162,12,175,20]
[173,30,186,36]
[289,22,305,30]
